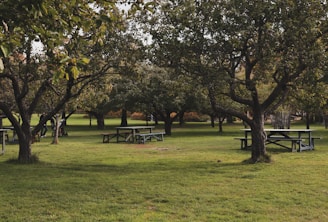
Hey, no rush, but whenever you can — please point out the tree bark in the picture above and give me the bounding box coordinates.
[52,115,61,144]
[226,115,233,124]
[250,110,269,163]
[210,114,215,128]
[155,110,177,136]
[18,124,32,163]
[96,113,105,130]
[164,117,172,135]
[178,111,184,126]
[120,108,128,127]
[305,112,310,129]
[218,119,223,133]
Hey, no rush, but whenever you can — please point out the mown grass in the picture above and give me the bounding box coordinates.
[0,115,327,221]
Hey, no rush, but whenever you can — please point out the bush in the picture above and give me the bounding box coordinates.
[183,112,209,122]
[130,112,146,120]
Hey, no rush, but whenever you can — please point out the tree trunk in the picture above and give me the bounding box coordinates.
[18,140,32,163]
[306,112,310,129]
[210,114,215,128]
[324,115,328,129]
[250,110,269,163]
[226,115,233,124]
[18,123,33,163]
[61,110,66,126]
[52,114,61,144]
[217,115,226,133]
[96,113,105,130]
[120,109,128,127]
[218,119,223,133]
[178,111,184,126]
[164,117,172,135]
[154,114,159,125]
[163,111,173,135]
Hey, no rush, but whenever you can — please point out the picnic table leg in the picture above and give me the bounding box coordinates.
[291,141,297,152]
[132,130,135,143]
[1,131,5,155]
[309,131,314,149]
[244,131,248,148]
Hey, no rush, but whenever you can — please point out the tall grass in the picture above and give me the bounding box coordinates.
[0,115,327,221]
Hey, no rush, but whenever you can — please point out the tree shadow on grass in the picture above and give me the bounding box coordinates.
[266,146,292,154]
[56,159,258,176]
[0,158,252,177]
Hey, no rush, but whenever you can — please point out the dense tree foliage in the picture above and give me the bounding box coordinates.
[138,0,328,162]
[1,0,328,165]
[0,0,128,162]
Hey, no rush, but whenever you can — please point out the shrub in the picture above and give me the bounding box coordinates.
[183,112,209,122]
[130,112,146,120]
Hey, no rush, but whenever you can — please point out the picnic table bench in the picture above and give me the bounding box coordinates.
[235,136,303,152]
[0,129,9,155]
[266,136,303,152]
[236,129,320,152]
[102,132,130,143]
[234,137,252,150]
[102,126,165,144]
[135,132,165,144]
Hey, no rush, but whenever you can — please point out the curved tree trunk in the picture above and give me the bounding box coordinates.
[52,114,61,144]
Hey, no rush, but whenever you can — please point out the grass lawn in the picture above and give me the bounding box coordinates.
[0,115,327,221]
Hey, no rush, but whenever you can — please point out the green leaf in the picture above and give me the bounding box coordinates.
[0,45,9,58]
[0,58,4,73]
[80,57,90,65]
[60,56,71,64]
[70,66,79,79]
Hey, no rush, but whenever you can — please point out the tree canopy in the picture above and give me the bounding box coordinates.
[1,0,328,164]
[0,0,129,162]
[137,0,328,162]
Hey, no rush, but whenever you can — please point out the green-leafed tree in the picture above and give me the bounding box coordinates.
[289,68,328,128]
[139,0,328,163]
[135,65,204,135]
[0,0,146,162]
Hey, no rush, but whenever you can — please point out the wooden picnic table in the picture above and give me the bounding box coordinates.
[2,126,17,142]
[238,129,318,152]
[115,126,155,143]
[0,128,9,155]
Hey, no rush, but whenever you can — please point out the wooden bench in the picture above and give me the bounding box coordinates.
[102,133,118,143]
[298,137,321,152]
[235,137,303,151]
[311,137,321,147]
[234,137,252,150]
[266,137,302,152]
[0,133,9,143]
[102,132,131,143]
[135,132,165,144]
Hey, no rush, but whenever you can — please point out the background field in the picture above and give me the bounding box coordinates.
[0,115,327,221]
